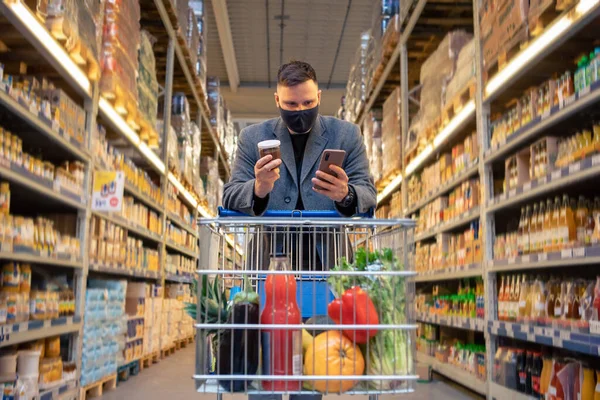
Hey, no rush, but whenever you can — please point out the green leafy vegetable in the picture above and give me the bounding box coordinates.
[328,247,413,390]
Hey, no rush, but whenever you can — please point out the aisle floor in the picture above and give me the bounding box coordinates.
[101,346,482,400]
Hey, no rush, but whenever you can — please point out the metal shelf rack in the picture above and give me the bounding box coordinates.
[353,0,600,396]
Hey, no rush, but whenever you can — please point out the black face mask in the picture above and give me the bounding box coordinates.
[279,105,319,134]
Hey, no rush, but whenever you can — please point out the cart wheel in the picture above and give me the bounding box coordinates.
[369,394,379,400]
[216,393,223,400]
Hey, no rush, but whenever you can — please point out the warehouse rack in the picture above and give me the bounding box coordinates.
[0,0,238,395]
[354,0,600,396]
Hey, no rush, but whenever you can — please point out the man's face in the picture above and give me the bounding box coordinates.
[274,80,321,111]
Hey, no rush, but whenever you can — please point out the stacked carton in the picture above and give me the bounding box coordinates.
[81,280,127,387]
[143,296,163,356]
[382,87,401,180]
[137,31,159,147]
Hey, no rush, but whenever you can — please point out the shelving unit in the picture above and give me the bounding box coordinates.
[0,0,230,396]
[415,352,487,395]
[352,0,600,396]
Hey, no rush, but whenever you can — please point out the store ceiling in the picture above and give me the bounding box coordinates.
[205,0,374,123]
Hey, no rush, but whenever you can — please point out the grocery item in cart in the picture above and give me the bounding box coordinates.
[260,254,302,392]
[327,286,378,344]
[303,331,365,393]
[215,276,259,392]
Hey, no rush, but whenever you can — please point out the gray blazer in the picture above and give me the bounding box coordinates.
[223,115,376,215]
[222,115,377,270]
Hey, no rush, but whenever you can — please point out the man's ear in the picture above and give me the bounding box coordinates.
[274,92,279,108]
[317,89,322,105]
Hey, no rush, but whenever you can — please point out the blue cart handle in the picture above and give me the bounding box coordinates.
[217,206,374,219]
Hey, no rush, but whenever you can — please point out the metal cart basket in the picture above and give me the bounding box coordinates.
[195,210,417,398]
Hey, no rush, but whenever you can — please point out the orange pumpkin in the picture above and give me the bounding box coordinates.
[303,331,365,393]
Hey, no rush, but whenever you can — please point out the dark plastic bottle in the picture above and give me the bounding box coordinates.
[516,349,527,393]
[525,351,533,395]
[531,352,543,399]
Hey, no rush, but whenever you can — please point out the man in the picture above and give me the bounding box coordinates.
[223,59,376,234]
[222,61,376,397]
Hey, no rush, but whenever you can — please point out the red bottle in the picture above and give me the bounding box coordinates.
[261,254,302,392]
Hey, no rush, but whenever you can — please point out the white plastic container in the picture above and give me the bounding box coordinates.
[0,352,17,379]
[17,350,41,376]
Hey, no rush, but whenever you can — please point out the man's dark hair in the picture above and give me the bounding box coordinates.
[277,60,317,87]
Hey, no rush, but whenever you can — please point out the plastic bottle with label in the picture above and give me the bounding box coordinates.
[577,196,589,247]
[498,276,506,321]
[518,207,526,256]
[551,197,561,251]
[260,254,302,392]
[545,199,554,252]
[560,194,576,250]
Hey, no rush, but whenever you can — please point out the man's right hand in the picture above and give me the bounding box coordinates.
[254,155,282,198]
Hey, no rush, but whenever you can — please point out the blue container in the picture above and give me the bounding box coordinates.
[257,276,335,318]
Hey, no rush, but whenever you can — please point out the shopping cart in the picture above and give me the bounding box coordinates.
[195,209,418,399]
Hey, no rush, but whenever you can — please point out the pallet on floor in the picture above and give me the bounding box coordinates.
[161,343,176,359]
[117,359,140,385]
[141,351,160,370]
[80,374,117,400]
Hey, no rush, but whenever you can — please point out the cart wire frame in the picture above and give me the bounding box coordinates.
[195,214,418,397]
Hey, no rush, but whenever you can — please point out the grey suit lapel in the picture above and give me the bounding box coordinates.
[300,116,328,184]
[273,118,298,187]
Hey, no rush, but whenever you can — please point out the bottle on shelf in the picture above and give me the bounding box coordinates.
[510,274,519,322]
[576,196,588,247]
[544,199,553,253]
[585,199,595,246]
[499,275,506,321]
[517,275,530,323]
[524,205,532,255]
[536,201,546,254]
[559,194,576,250]
[518,207,526,255]
[551,196,561,252]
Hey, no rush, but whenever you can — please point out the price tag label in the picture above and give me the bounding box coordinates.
[551,170,562,180]
[534,327,544,335]
[523,182,532,191]
[564,94,576,107]
[522,255,530,263]
[569,162,581,174]
[552,336,563,347]
[538,176,548,185]
[509,188,517,197]
[545,328,555,337]
[579,86,591,98]
[542,110,551,120]
[528,333,535,342]
[538,253,548,262]
[593,154,600,167]
[560,331,570,341]
[573,247,585,258]
[499,193,507,201]
[52,120,60,132]
[561,249,573,259]
[508,257,516,264]
[589,321,600,334]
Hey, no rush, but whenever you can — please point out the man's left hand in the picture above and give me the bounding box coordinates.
[312,165,349,203]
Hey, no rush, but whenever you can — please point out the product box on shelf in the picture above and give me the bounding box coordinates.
[382,87,401,180]
[504,148,531,191]
[443,38,476,107]
[496,0,529,45]
[529,136,558,180]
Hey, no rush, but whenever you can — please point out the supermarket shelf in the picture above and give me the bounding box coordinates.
[165,273,194,284]
[416,312,485,332]
[488,320,600,357]
[406,162,479,215]
[149,0,230,179]
[0,316,81,348]
[89,263,160,280]
[165,240,198,259]
[415,263,482,282]
[38,379,78,400]
[354,45,401,126]
[0,251,83,269]
[489,381,536,400]
[124,181,163,214]
[487,155,600,213]
[484,1,600,103]
[0,159,86,210]
[415,352,487,395]
[92,211,163,244]
[0,89,89,162]
[167,211,198,237]
[413,207,480,242]
[484,80,600,164]
[0,1,92,99]
[489,245,600,272]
